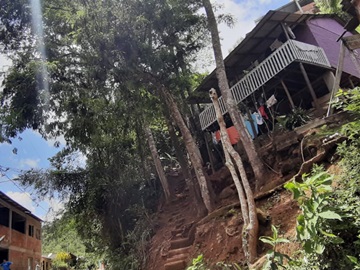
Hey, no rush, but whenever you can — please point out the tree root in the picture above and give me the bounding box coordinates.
[196,203,240,226]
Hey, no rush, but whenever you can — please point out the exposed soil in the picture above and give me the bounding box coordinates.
[146,162,303,270]
[146,115,347,270]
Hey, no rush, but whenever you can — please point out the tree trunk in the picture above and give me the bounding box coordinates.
[210,89,258,262]
[202,0,267,191]
[164,115,207,217]
[160,86,215,213]
[144,124,171,202]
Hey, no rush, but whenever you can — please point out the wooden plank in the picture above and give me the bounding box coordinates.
[327,41,345,117]
[281,79,295,109]
[299,62,319,109]
[273,51,282,70]
[198,40,333,130]
[254,69,262,87]
[290,40,300,59]
[278,48,287,68]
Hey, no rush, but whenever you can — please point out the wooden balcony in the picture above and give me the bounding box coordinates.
[199,40,331,131]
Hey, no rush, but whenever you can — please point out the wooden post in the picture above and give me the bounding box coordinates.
[349,50,360,76]
[299,62,319,109]
[281,22,290,41]
[204,132,216,174]
[294,0,304,13]
[327,41,346,117]
[349,76,355,88]
[280,79,295,109]
[322,71,336,93]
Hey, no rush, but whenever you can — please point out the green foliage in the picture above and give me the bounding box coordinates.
[0,0,225,268]
[42,215,86,255]
[186,255,242,270]
[276,107,311,131]
[335,88,360,139]
[314,0,349,19]
[285,166,342,255]
[347,255,360,269]
[260,225,291,269]
[215,262,242,270]
[187,255,208,270]
[314,0,342,13]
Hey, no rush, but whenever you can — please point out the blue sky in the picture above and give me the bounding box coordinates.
[0,0,290,221]
[0,130,64,221]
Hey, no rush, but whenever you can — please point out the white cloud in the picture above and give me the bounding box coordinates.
[5,191,36,213]
[30,130,66,148]
[45,135,67,148]
[20,158,40,168]
[259,0,273,4]
[216,0,268,57]
[196,0,271,72]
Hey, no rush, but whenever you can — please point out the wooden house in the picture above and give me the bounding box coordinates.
[190,10,360,169]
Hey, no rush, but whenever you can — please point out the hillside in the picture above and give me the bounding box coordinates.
[146,111,355,270]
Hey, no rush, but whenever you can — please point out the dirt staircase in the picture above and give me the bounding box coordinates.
[161,173,197,270]
[163,199,196,270]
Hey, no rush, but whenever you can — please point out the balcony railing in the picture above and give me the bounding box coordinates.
[199,40,331,130]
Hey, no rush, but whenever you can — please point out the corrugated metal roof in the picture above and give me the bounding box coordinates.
[0,191,42,222]
[191,11,342,103]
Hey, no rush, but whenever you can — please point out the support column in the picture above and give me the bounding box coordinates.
[327,41,345,116]
[322,71,336,93]
[9,209,12,244]
[280,80,295,109]
[349,77,355,88]
[281,23,290,41]
[349,50,360,77]
[204,132,216,174]
[294,0,304,13]
[299,62,319,109]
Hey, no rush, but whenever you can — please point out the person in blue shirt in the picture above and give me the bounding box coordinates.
[1,259,12,270]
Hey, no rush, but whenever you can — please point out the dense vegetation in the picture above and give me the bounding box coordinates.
[0,0,212,267]
[257,88,360,270]
[1,0,360,269]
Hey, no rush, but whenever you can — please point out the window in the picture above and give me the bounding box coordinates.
[28,225,34,237]
[0,204,10,227]
[28,257,33,270]
[35,228,41,240]
[11,211,26,234]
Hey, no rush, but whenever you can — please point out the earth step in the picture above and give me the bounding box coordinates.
[172,233,184,240]
[170,237,192,249]
[168,246,191,257]
[164,260,187,270]
[175,218,185,227]
[165,253,189,264]
[171,229,183,237]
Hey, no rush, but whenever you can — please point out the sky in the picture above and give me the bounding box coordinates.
[0,0,290,222]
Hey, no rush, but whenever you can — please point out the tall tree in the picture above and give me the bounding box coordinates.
[209,88,258,263]
[144,124,171,201]
[202,0,267,193]
[0,0,215,215]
